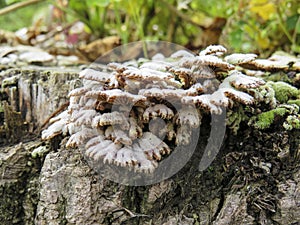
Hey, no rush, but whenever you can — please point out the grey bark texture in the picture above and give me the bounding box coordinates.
[0,66,299,225]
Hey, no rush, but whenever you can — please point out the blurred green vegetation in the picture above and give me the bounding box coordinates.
[0,0,299,56]
[0,0,48,31]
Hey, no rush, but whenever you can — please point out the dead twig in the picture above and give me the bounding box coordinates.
[0,0,46,16]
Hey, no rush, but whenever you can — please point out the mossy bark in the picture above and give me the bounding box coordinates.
[0,67,299,225]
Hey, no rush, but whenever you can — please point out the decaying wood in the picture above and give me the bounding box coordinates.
[0,51,299,225]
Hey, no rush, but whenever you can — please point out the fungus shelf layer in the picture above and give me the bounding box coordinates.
[42,45,266,173]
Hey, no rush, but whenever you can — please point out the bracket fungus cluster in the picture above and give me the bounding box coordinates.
[42,45,267,173]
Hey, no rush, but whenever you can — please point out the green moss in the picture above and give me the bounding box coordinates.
[268,81,299,103]
[1,75,19,88]
[226,105,249,134]
[254,84,277,108]
[287,99,300,106]
[283,115,300,130]
[250,107,287,130]
[265,72,291,83]
[0,102,3,113]
[31,145,50,158]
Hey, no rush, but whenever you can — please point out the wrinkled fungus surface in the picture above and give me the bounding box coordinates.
[42,45,278,173]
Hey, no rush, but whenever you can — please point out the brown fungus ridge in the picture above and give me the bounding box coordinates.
[224,53,257,65]
[139,88,187,101]
[214,71,266,106]
[222,88,255,105]
[220,71,265,90]
[92,111,129,128]
[85,138,113,158]
[68,87,89,97]
[143,104,174,121]
[122,66,173,80]
[118,67,182,88]
[139,60,173,71]
[72,109,97,126]
[137,132,171,161]
[170,49,195,58]
[41,111,69,140]
[86,89,147,105]
[180,55,235,72]
[128,117,143,139]
[182,94,222,114]
[241,59,289,71]
[168,67,194,88]
[79,68,112,83]
[66,127,98,148]
[168,65,216,88]
[238,52,300,72]
[41,45,266,173]
[104,125,132,146]
[174,106,201,128]
[138,84,206,102]
[199,44,227,56]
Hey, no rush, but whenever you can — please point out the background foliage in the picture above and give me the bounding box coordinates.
[0,0,299,56]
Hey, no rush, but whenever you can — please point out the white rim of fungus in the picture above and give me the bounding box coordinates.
[41,41,267,186]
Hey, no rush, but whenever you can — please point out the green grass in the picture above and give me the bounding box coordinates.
[0,1,48,31]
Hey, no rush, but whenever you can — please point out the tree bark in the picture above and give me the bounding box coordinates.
[0,66,299,225]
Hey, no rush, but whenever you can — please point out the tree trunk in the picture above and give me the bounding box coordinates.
[0,66,299,225]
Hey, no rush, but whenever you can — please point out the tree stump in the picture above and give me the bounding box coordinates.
[0,61,299,225]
